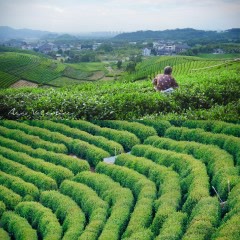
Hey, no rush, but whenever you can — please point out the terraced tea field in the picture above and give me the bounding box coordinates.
[0,120,239,240]
[0,52,109,88]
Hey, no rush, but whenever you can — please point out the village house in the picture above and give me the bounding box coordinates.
[142,47,151,56]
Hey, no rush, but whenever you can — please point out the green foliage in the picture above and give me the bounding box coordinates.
[96,162,156,238]
[0,124,67,153]
[0,201,6,217]
[0,146,74,186]
[134,119,171,136]
[156,212,187,240]
[40,191,85,240]
[95,120,157,142]
[29,120,124,155]
[131,144,210,214]
[60,180,108,240]
[0,211,38,240]
[15,201,62,240]
[144,136,239,199]
[0,154,57,190]
[0,228,10,240]
[0,185,22,210]
[165,126,240,164]
[182,197,221,240]
[213,215,240,240]
[0,135,90,174]
[0,171,39,200]
[73,171,134,240]
[115,153,181,236]
[61,120,140,151]
[181,120,240,137]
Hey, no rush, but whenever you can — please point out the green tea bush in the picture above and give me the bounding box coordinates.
[156,212,187,240]
[213,215,240,240]
[0,146,74,185]
[0,171,39,200]
[60,180,108,240]
[73,171,134,240]
[7,120,109,166]
[0,201,6,217]
[0,228,10,240]
[223,183,240,222]
[115,153,181,236]
[15,201,62,240]
[144,136,239,199]
[0,155,57,190]
[0,185,22,210]
[0,211,38,240]
[30,120,124,155]
[70,139,110,167]
[95,120,157,142]
[0,124,67,153]
[131,145,210,214]
[123,229,154,240]
[165,126,240,163]
[1,120,70,151]
[40,191,85,240]
[182,120,240,137]
[0,135,90,174]
[61,120,140,151]
[96,162,156,238]
[182,197,220,240]
[134,119,171,136]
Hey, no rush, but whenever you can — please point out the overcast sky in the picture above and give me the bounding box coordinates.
[0,0,239,33]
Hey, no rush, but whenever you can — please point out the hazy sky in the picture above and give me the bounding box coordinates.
[0,0,239,33]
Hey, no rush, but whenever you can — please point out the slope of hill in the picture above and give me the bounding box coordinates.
[0,26,51,40]
[0,51,108,88]
[114,28,240,41]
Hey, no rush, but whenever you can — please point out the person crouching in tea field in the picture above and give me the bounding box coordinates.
[152,66,179,93]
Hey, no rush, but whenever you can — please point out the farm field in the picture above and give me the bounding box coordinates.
[0,52,110,88]
[1,57,240,120]
[0,119,239,240]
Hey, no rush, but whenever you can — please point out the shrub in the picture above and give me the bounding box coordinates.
[0,185,22,210]
[0,135,90,174]
[0,228,10,240]
[15,201,62,240]
[134,119,171,136]
[144,136,238,199]
[165,126,240,164]
[60,180,108,240]
[40,191,85,240]
[95,120,157,142]
[0,155,57,190]
[73,171,134,240]
[0,123,67,153]
[156,212,187,240]
[0,201,6,217]
[182,197,221,240]
[30,120,124,155]
[96,162,156,238]
[131,144,210,214]
[0,170,39,200]
[70,139,110,167]
[0,211,38,240]
[61,120,140,151]
[0,146,74,186]
[213,215,240,240]
[115,153,181,236]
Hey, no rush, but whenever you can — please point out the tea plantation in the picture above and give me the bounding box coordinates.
[0,120,239,240]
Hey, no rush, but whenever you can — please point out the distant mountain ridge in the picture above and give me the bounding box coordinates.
[114,28,240,41]
[0,26,52,40]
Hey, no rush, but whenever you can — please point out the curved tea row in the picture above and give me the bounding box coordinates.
[0,120,239,240]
